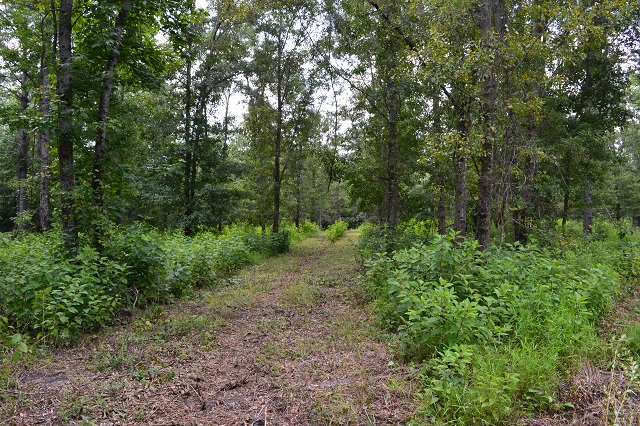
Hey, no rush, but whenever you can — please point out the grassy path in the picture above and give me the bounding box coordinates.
[2,231,417,425]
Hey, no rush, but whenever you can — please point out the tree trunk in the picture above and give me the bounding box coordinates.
[515,155,535,243]
[272,44,284,234]
[562,155,571,230]
[453,105,470,236]
[92,0,131,211]
[432,97,447,235]
[475,0,500,251]
[386,84,399,230]
[583,181,593,233]
[38,21,53,232]
[16,72,30,230]
[295,166,302,228]
[183,56,194,235]
[453,151,468,236]
[57,0,76,250]
[384,36,400,231]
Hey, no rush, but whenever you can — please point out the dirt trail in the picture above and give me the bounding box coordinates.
[2,232,418,425]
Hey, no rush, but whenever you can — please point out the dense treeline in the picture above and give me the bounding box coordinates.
[1,0,640,248]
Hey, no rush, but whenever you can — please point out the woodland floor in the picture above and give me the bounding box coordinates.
[0,231,419,425]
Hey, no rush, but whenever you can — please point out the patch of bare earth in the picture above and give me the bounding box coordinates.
[1,232,418,425]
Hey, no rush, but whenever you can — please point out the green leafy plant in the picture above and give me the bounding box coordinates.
[362,227,623,424]
[326,220,348,243]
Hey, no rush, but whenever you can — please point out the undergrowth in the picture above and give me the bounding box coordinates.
[326,219,348,243]
[0,221,319,353]
[360,219,640,425]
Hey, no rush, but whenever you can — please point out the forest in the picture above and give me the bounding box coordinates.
[3,0,640,424]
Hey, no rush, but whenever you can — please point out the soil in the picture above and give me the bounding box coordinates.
[1,232,418,425]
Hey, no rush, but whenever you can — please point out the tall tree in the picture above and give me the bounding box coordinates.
[247,0,318,233]
[57,0,77,250]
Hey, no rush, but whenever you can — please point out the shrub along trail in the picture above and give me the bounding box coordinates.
[2,231,418,425]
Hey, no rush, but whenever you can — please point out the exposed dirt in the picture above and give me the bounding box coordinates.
[1,232,418,425]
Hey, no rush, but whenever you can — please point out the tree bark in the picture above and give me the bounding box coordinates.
[57,0,76,250]
[436,171,447,235]
[475,0,501,251]
[92,0,131,210]
[183,56,194,235]
[386,78,399,230]
[38,17,53,232]
[272,41,284,234]
[515,155,536,243]
[453,103,470,236]
[16,72,30,230]
[562,155,571,230]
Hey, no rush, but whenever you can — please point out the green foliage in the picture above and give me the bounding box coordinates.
[325,220,348,243]
[0,223,299,347]
[285,220,320,243]
[0,234,124,342]
[356,219,436,259]
[363,229,625,424]
[103,226,166,309]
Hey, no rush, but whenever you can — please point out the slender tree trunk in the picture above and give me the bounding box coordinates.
[295,168,302,228]
[516,155,535,243]
[453,105,470,236]
[16,72,30,229]
[272,46,284,234]
[583,181,593,233]
[222,88,231,158]
[383,37,400,231]
[38,21,53,232]
[432,96,447,235]
[92,0,131,211]
[475,0,500,251]
[57,0,76,250]
[386,85,399,230]
[183,56,194,235]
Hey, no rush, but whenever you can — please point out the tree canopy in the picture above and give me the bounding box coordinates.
[0,0,639,249]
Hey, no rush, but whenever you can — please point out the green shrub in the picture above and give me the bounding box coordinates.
[326,220,348,243]
[103,225,167,308]
[363,230,621,424]
[0,222,297,346]
[0,235,124,342]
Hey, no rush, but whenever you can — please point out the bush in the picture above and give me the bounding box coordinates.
[0,235,124,342]
[103,225,167,308]
[363,230,621,424]
[285,220,320,242]
[0,222,301,346]
[326,219,348,243]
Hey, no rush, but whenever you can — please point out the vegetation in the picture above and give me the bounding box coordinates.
[2,0,640,423]
[0,223,321,350]
[325,219,349,242]
[359,219,640,424]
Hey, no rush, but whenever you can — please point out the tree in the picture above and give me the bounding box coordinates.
[57,0,76,249]
[246,0,319,233]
